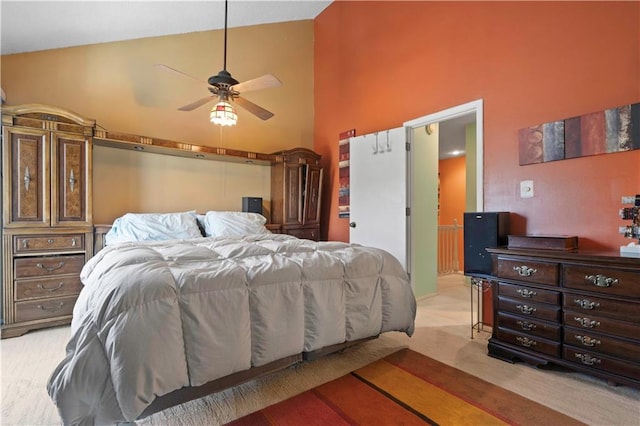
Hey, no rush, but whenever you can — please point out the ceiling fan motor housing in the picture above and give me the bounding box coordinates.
[208,70,239,88]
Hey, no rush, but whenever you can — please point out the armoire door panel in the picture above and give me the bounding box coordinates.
[4,128,50,227]
[284,163,302,225]
[303,165,322,225]
[53,134,89,225]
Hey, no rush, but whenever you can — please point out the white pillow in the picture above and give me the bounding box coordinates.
[203,211,270,238]
[105,211,203,245]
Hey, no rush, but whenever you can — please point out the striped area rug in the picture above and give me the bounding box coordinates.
[227,348,585,425]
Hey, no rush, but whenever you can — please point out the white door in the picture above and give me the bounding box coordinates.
[349,127,408,270]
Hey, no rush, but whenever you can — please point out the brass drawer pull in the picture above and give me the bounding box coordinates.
[575,335,601,347]
[21,239,29,249]
[48,239,54,244]
[37,302,65,313]
[574,317,600,328]
[575,353,601,366]
[516,288,537,298]
[69,169,76,193]
[516,336,537,347]
[36,261,65,273]
[513,265,537,277]
[37,282,64,292]
[24,166,31,191]
[516,320,537,331]
[585,274,618,288]
[515,304,536,315]
[574,299,600,310]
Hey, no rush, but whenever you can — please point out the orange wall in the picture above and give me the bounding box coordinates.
[439,156,466,267]
[314,1,640,250]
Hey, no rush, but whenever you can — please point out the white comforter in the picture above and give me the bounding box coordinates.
[47,234,416,425]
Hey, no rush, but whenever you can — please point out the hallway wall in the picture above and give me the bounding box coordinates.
[439,155,466,270]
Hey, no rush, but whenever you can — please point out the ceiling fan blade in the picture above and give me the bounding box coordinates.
[178,95,216,111]
[232,74,282,94]
[154,63,214,90]
[234,96,274,120]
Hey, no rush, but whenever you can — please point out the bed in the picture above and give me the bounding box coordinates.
[46,211,416,425]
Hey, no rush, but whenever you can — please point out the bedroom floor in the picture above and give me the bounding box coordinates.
[386,273,640,426]
[1,273,638,425]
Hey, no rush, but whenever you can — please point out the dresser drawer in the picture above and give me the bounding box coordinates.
[565,328,640,363]
[496,327,561,357]
[285,227,318,241]
[564,293,640,323]
[14,255,85,278]
[563,265,640,298]
[14,295,77,322]
[15,275,82,301]
[498,296,561,322]
[564,311,639,341]
[14,234,85,253]
[496,258,559,286]
[497,282,560,304]
[564,347,640,381]
[497,312,561,341]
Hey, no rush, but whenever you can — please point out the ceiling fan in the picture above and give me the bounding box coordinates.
[155,0,281,124]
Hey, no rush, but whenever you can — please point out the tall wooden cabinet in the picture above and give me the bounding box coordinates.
[1,104,94,338]
[271,148,323,240]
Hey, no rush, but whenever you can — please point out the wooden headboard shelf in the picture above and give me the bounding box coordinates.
[94,129,284,166]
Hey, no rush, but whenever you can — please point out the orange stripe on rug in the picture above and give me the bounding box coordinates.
[312,373,436,425]
[353,359,507,425]
[382,348,585,426]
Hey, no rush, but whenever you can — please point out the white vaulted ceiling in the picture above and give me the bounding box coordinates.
[0,1,332,55]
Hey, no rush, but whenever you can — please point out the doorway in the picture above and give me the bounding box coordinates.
[404,99,483,297]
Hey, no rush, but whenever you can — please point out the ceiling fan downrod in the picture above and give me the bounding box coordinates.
[208,0,238,87]
[223,0,228,72]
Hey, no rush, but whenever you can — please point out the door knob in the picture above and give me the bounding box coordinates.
[349,222,356,228]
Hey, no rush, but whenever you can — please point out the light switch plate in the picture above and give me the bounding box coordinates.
[520,180,534,198]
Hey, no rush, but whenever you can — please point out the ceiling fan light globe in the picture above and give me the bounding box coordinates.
[210,100,238,126]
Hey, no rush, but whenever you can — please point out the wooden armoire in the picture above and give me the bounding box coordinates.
[271,148,323,240]
[1,104,94,338]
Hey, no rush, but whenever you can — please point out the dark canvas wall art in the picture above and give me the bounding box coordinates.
[519,103,640,165]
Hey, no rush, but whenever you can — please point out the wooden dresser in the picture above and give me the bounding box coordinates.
[486,247,640,388]
[2,104,94,338]
[271,148,322,241]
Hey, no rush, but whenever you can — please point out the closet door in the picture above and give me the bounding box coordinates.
[349,127,408,270]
